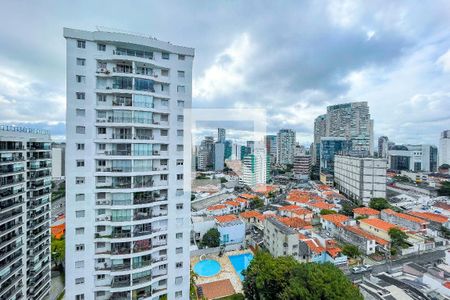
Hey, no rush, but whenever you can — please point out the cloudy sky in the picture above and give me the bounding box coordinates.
[0,0,449,146]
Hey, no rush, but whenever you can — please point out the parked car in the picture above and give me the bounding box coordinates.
[363,264,372,270]
[351,267,365,274]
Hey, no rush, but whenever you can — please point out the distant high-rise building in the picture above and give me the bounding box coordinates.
[52,142,66,179]
[197,136,215,170]
[378,136,389,158]
[313,114,327,165]
[388,144,438,172]
[265,135,277,163]
[241,144,267,186]
[439,130,450,167]
[293,155,311,179]
[246,141,255,154]
[240,145,251,160]
[320,137,352,175]
[64,28,193,299]
[231,143,241,160]
[224,140,232,160]
[213,142,225,171]
[218,128,226,143]
[277,129,296,165]
[0,125,52,300]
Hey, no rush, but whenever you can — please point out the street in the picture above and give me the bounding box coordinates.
[347,249,446,281]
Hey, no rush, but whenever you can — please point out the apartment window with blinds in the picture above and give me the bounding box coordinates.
[76,126,85,134]
[76,75,86,83]
[162,52,170,60]
[75,227,84,235]
[177,70,185,78]
[76,92,85,100]
[76,109,85,117]
[76,143,85,150]
[76,58,86,66]
[97,44,106,51]
[75,277,85,284]
[77,40,86,48]
[177,85,185,93]
[178,54,185,60]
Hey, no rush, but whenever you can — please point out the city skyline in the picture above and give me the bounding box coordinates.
[0,1,449,145]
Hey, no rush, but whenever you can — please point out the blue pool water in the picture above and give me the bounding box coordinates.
[193,259,221,277]
[228,253,254,281]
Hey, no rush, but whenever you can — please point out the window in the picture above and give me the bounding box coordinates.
[162,52,170,60]
[76,143,85,150]
[77,40,86,49]
[161,99,169,106]
[76,58,86,66]
[76,75,86,83]
[97,44,106,51]
[176,247,183,254]
[98,144,106,150]
[161,69,169,76]
[177,100,184,107]
[76,177,85,184]
[175,291,182,298]
[160,174,168,181]
[178,54,185,60]
[97,274,105,280]
[177,174,183,180]
[177,115,184,122]
[76,210,85,218]
[76,160,85,167]
[161,130,168,136]
[75,277,85,284]
[175,276,183,285]
[176,203,183,210]
[97,127,106,134]
[97,94,107,102]
[177,71,185,78]
[177,145,183,151]
[75,295,85,300]
[176,262,183,268]
[177,85,185,93]
[160,144,168,151]
[75,244,85,251]
[75,227,84,235]
[76,126,85,134]
[76,109,85,117]
[75,260,84,268]
[176,159,183,166]
[176,232,183,239]
[176,189,184,196]
[177,130,183,137]
[76,92,85,100]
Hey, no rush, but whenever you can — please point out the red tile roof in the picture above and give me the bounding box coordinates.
[207,204,227,211]
[320,214,349,225]
[434,202,450,211]
[197,279,235,299]
[382,209,428,225]
[309,201,335,210]
[277,217,312,229]
[224,200,240,207]
[240,193,257,200]
[444,281,450,289]
[235,197,249,203]
[215,214,238,223]
[303,239,325,254]
[240,210,262,219]
[344,225,389,246]
[360,218,404,232]
[353,207,380,216]
[408,211,448,224]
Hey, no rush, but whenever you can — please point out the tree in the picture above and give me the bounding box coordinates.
[51,235,65,267]
[388,227,408,250]
[201,228,220,248]
[342,244,361,258]
[369,198,390,211]
[220,177,228,184]
[320,209,336,215]
[243,251,363,300]
[339,202,356,216]
[438,182,450,197]
[250,197,264,209]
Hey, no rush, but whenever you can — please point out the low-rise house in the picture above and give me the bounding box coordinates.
[407,211,449,235]
[380,209,428,232]
[307,201,336,214]
[359,218,404,241]
[278,205,313,221]
[224,200,244,214]
[338,225,389,255]
[298,233,347,267]
[206,204,229,216]
[320,214,350,233]
[240,210,264,230]
[286,189,310,206]
[431,201,450,217]
[263,217,300,259]
[191,215,216,243]
[215,215,245,245]
[353,207,380,219]
[277,216,312,230]
[234,197,250,209]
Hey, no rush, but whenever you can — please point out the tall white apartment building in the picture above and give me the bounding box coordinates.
[334,155,387,205]
[241,144,267,186]
[439,130,450,167]
[276,129,296,165]
[64,28,194,300]
[0,125,52,300]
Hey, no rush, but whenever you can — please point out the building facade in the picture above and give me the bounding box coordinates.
[241,147,268,187]
[334,155,387,205]
[293,155,311,179]
[378,136,389,158]
[265,135,277,164]
[276,129,296,165]
[213,142,224,171]
[388,144,438,172]
[0,125,52,300]
[217,128,226,143]
[439,130,450,167]
[51,142,66,180]
[319,137,352,175]
[64,28,193,300]
[263,217,299,258]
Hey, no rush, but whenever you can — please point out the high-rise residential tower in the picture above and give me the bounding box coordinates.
[312,114,327,165]
[439,130,450,167]
[217,128,226,143]
[64,28,194,300]
[378,136,389,158]
[276,129,296,165]
[265,135,277,163]
[0,125,52,300]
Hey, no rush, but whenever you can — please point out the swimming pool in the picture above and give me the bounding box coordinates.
[228,253,254,281]
[193,259,221,277]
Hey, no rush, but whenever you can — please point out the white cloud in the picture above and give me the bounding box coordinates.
[193,33,254,100]
[436,49,450,72]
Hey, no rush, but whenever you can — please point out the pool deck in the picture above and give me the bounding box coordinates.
[191,249,253,294]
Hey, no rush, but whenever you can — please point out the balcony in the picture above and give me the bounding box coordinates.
[113,48,154,60]
[111,279,130,288]
[0,156,24,163]
[133,275,152,285]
